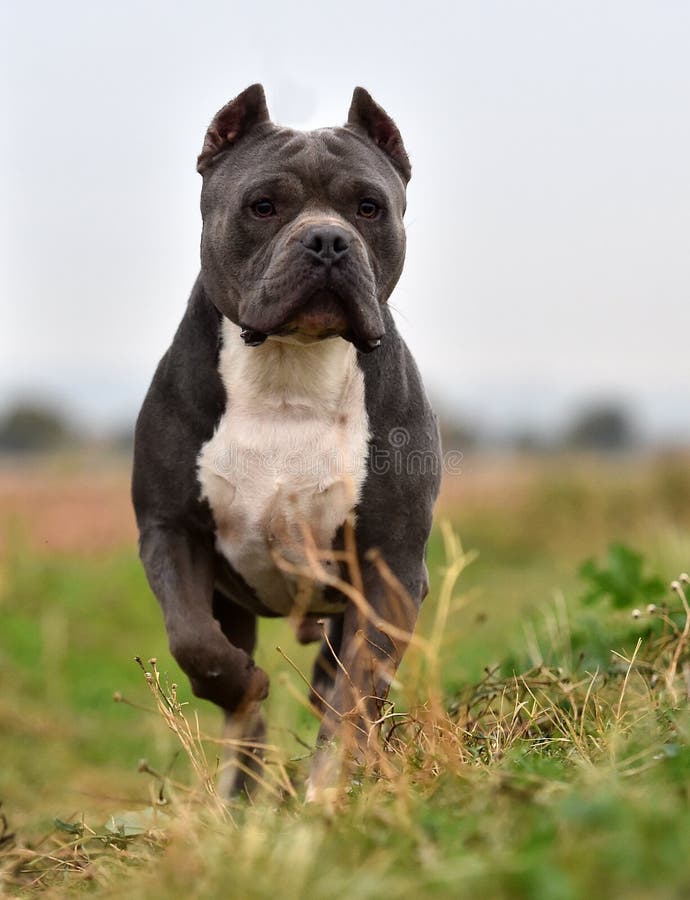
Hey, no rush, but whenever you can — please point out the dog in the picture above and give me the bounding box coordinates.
[131,84,441,800]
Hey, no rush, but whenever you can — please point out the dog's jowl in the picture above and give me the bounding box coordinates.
[132,84,441,800]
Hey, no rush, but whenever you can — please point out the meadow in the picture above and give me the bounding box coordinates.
[1,451,690,898]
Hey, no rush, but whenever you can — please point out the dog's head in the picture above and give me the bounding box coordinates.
[197,84,410,353]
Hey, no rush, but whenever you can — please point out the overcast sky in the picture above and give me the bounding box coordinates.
[2,1,689,439]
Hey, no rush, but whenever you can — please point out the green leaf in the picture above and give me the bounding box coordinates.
[54,817,84,836]
[579,543,665,609]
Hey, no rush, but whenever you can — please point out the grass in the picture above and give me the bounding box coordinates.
[1,452,690,897]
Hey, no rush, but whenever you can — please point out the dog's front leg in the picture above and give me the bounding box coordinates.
[306,558,422,803]
[139,526,269,715]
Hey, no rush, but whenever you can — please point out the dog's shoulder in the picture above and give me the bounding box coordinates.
[354,308,442,577]
[359,307,440,443]
[132,277,225,530]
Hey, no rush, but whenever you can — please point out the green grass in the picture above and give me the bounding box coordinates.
[2,455,690,897]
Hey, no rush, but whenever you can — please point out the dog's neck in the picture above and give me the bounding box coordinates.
[220,320,359,415]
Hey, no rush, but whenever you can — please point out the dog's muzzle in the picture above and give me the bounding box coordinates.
[239,221,385,352]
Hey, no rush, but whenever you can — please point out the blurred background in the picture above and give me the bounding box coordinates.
[1,0,689,841]
[2,0,690,451]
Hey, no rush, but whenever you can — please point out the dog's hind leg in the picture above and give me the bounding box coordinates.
[306,556,424,804]
[293,615,324,645]
[212,592,266,798]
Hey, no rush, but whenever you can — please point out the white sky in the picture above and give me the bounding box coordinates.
[2,1,689,439]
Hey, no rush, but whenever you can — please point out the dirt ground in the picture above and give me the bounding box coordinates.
[0,455,500,556]
[0,462,137,556]
[1,450,686,557]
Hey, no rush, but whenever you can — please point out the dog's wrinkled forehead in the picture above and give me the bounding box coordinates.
[201,125,407,213]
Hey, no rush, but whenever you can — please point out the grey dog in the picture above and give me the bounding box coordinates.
[132,84,441,799]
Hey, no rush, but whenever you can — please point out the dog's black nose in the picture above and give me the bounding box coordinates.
[301,226,350,263]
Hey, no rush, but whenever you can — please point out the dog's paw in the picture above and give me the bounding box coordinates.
[305,741,342,811]
[304,779,339,813]
[242,664,270,707]
[172,624,269,712]
[294,616,324,645]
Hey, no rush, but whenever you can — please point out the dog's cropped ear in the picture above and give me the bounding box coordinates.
[347,87,411,182]
[197,84,270,174]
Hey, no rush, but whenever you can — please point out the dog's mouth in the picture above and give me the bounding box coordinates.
[285,289,350,338]
[240,290,383,353]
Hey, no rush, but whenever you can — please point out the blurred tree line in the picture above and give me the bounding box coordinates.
[0,402,133,455]
[0,403,74,452]
[440,403,639,453]
[0,398,656,456]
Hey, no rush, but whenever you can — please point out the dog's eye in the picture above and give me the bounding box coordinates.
[252,199,276,218]
[358,199,379,219]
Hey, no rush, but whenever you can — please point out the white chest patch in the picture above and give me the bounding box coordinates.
[197,321,370,616]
